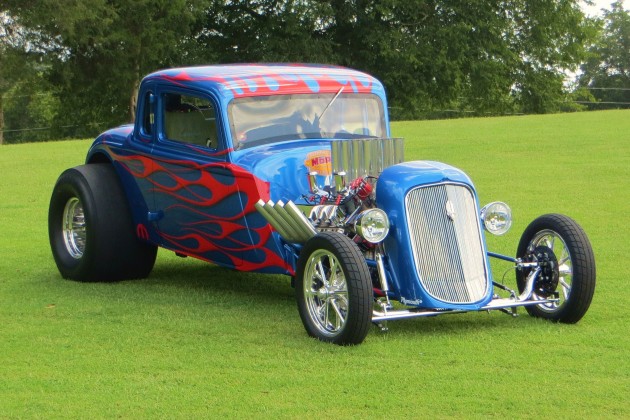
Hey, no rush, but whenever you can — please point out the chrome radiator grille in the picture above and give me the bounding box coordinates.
[405,183,488,304]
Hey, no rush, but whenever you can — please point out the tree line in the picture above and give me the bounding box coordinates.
[1,0,629,144]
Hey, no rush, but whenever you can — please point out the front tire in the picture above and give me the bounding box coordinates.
[516,214,595,323]
[295,232,372,345]
[49,164,157,282]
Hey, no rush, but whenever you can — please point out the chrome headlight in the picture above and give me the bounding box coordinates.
[480,202,512,236]
[354,208,390,243]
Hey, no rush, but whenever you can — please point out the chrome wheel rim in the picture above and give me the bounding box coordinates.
[303,250,349,337]
[62,197,86,259]
[527,229,573,312]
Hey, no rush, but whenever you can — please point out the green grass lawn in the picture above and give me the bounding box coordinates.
[1,110,629,418]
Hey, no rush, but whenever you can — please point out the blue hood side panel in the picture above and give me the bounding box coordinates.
[231,140,332,203]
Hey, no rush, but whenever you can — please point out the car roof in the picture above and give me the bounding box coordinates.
[144,64,386,101]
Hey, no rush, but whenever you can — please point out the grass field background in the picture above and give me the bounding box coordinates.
[1,110,628,417]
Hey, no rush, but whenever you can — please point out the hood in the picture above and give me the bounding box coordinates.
[231,140,333,203]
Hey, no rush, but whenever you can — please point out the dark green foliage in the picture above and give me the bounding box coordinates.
[578,1,630,109]
[196,0,335,64]
[3,0,202,136]
[0,0,620,143]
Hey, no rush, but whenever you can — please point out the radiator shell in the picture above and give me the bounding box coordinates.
[376,161,494,309]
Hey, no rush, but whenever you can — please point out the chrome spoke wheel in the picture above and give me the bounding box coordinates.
[296,232,372,345]
[303,249,349,337]
[62,197,86,259]
[516,214,595,323]
[526,229,572,312]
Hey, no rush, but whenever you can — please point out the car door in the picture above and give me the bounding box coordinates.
[148,87,249,268]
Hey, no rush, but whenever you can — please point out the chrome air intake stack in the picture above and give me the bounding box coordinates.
[331,138,404,185]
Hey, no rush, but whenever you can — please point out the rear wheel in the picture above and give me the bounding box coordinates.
[49,164,157,282]
[516,214,595,323]
[296,232,372,345]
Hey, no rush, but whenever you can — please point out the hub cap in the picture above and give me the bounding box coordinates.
[62,197,86,259]
[526,229,573,312]
[303,250,349,337]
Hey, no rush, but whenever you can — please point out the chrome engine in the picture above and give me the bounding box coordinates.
[256,137,404,244]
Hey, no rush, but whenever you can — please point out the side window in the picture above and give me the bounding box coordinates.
[162,92,218,149]
[142,91,154,136]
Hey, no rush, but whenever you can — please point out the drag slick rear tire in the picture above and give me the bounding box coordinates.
[48,164,157,282]
[516,214,595,323]
[296,232,372,345]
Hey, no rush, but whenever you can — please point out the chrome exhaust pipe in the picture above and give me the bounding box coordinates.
[255,200,296,241]
[284,201,317,239]
[264,200,303,242]
[256,199,317,243]
[274,200,309,243]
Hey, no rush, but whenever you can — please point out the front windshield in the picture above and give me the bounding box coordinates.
[229,93,386,149]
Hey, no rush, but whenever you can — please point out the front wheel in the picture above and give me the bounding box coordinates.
[516,214,595,323]
[295,232,373,345]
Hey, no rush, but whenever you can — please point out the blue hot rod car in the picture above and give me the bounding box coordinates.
[49,64,596,345]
